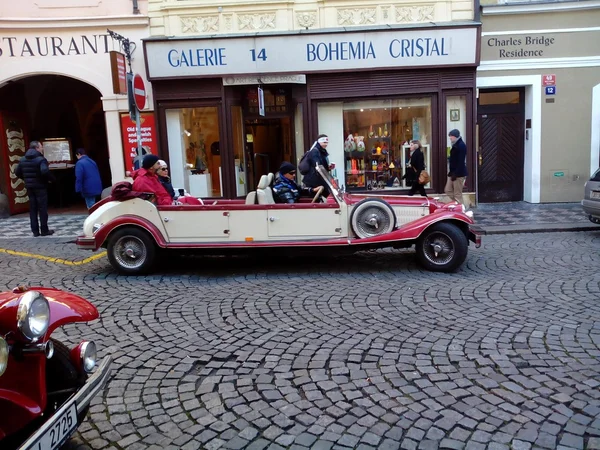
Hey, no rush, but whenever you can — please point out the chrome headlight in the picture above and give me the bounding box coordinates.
[17,291,50,342]
[0,337,8,376]
[80,341,97,373]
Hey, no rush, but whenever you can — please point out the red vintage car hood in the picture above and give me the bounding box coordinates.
[0,287,98,338]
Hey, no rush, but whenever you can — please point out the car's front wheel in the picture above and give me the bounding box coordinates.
[107,227,156,275]
[416,222,468,272]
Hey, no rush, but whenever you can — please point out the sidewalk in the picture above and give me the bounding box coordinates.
[0,202,597,238]
[473,201,599,234]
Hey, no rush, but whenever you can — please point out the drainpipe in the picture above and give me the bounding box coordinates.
[474,0,481,23]
[132,0,140,14]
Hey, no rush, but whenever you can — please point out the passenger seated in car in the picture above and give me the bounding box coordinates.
[273,162,321,204]
[132,155,174,206]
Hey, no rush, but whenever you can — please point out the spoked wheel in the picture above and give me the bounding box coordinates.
[107,227,156,275]
[416,222,468,272]
[350,198,397,238]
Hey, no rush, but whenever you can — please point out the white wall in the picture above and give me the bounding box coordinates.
[317,103,344,189]
[592,83,600,175]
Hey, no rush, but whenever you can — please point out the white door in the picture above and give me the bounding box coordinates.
[267,207,342,238]
[158,210,230,242]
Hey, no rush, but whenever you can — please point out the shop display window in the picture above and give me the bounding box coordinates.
[176,107,221,197]
[342,98,432,190]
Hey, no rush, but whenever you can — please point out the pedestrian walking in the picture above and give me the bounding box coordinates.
[75,148,103,209]
[406,140,427,197]
[445,129,468,206]
[14,140,54,236]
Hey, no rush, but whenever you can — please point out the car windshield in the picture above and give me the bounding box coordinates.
[591,168,600,182]
[315,165,344,203]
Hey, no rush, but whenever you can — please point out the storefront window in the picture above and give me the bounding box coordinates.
[342,98,432,190]
[166,106,221,197]
[446,95,466,161]
[231,106,247,197]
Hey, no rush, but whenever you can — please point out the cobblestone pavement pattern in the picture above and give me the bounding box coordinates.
[0,231,599,450]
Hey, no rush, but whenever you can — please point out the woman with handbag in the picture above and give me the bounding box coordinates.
[408,140,428,197]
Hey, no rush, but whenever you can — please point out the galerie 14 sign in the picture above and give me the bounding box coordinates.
[120,112,158,173]
[145,27,478,78]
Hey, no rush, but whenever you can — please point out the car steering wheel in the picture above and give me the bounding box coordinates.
[311,186,325,203]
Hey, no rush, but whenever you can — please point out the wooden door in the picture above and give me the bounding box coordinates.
[477,89,525,202]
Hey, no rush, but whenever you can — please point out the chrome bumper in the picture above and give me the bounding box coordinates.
[18,356,112,449]
[76,236,97,250]
[468,224,485,248]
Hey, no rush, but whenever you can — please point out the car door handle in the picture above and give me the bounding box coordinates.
[269,217,278,222]
[163,217,170,222]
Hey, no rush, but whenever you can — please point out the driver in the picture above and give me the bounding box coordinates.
[273,162,320,204]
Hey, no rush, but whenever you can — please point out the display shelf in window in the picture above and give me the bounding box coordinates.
[401,144,431,189]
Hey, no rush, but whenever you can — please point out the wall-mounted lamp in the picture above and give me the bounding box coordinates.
[184,129,191,137]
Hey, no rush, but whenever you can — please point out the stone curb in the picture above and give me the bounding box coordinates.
[482,223,600,235]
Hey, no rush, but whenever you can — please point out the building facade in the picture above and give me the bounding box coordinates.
[145,1,479,201]
[477,0,600,203]
[0,0,151,214]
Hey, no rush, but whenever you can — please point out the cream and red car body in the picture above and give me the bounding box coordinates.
[77,168,483,273]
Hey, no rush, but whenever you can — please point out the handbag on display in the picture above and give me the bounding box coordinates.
[418,170,431,185]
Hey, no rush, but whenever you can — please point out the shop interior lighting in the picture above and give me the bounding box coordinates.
[184,130,191,137]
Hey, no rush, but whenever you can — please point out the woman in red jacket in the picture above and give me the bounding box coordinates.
[131,155,173,206]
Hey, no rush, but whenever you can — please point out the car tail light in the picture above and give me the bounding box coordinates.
[70,341,97,373]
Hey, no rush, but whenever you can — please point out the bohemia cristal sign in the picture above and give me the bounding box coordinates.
[0,35,111,57]
[145,27,477,78]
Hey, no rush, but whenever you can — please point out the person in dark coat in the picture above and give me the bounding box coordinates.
[445,129,468,205]
[156,160,176,199]
[301,134,333,197]
[14,140,54,236]
[75,148,103,209]
[407,140,427,197]
[273,162,319,203]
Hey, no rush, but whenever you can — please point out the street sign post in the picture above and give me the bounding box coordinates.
[131,74,147,156]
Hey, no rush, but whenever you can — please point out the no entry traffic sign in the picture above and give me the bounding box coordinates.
[132,74,146,110]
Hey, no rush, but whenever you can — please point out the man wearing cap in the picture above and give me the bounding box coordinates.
[301,134,333,197]
[273,162,321,203]
[445,129,468,206]
[131,154,173,206]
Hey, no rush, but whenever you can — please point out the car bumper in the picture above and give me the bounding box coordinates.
[76,236,97,250]
[468,224,485,248]
[582,199,600,218]
[18,355,112,450]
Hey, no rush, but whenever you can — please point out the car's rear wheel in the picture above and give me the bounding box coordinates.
[107,227,156,275]
[416,222,468,272]
[350,198,397,238]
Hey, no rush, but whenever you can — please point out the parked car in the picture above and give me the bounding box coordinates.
[0,286,112,450]
[582,168,600,224]
[77,165,483,274]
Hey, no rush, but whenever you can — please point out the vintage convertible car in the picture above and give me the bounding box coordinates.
[0,286,112,450]
[77,166,483,274]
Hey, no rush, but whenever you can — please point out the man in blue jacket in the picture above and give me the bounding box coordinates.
[445,129,468,206]
[75,148,103,209]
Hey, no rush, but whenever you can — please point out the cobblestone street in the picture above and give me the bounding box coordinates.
[1,231,599,450]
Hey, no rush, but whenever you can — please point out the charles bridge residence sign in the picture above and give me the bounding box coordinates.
[0,34,111,57]
[482,30,600,60]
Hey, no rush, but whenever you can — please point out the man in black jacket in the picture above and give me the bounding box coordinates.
[15,141,54,236]
[301,134,333,197]
[445,129,468,206]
